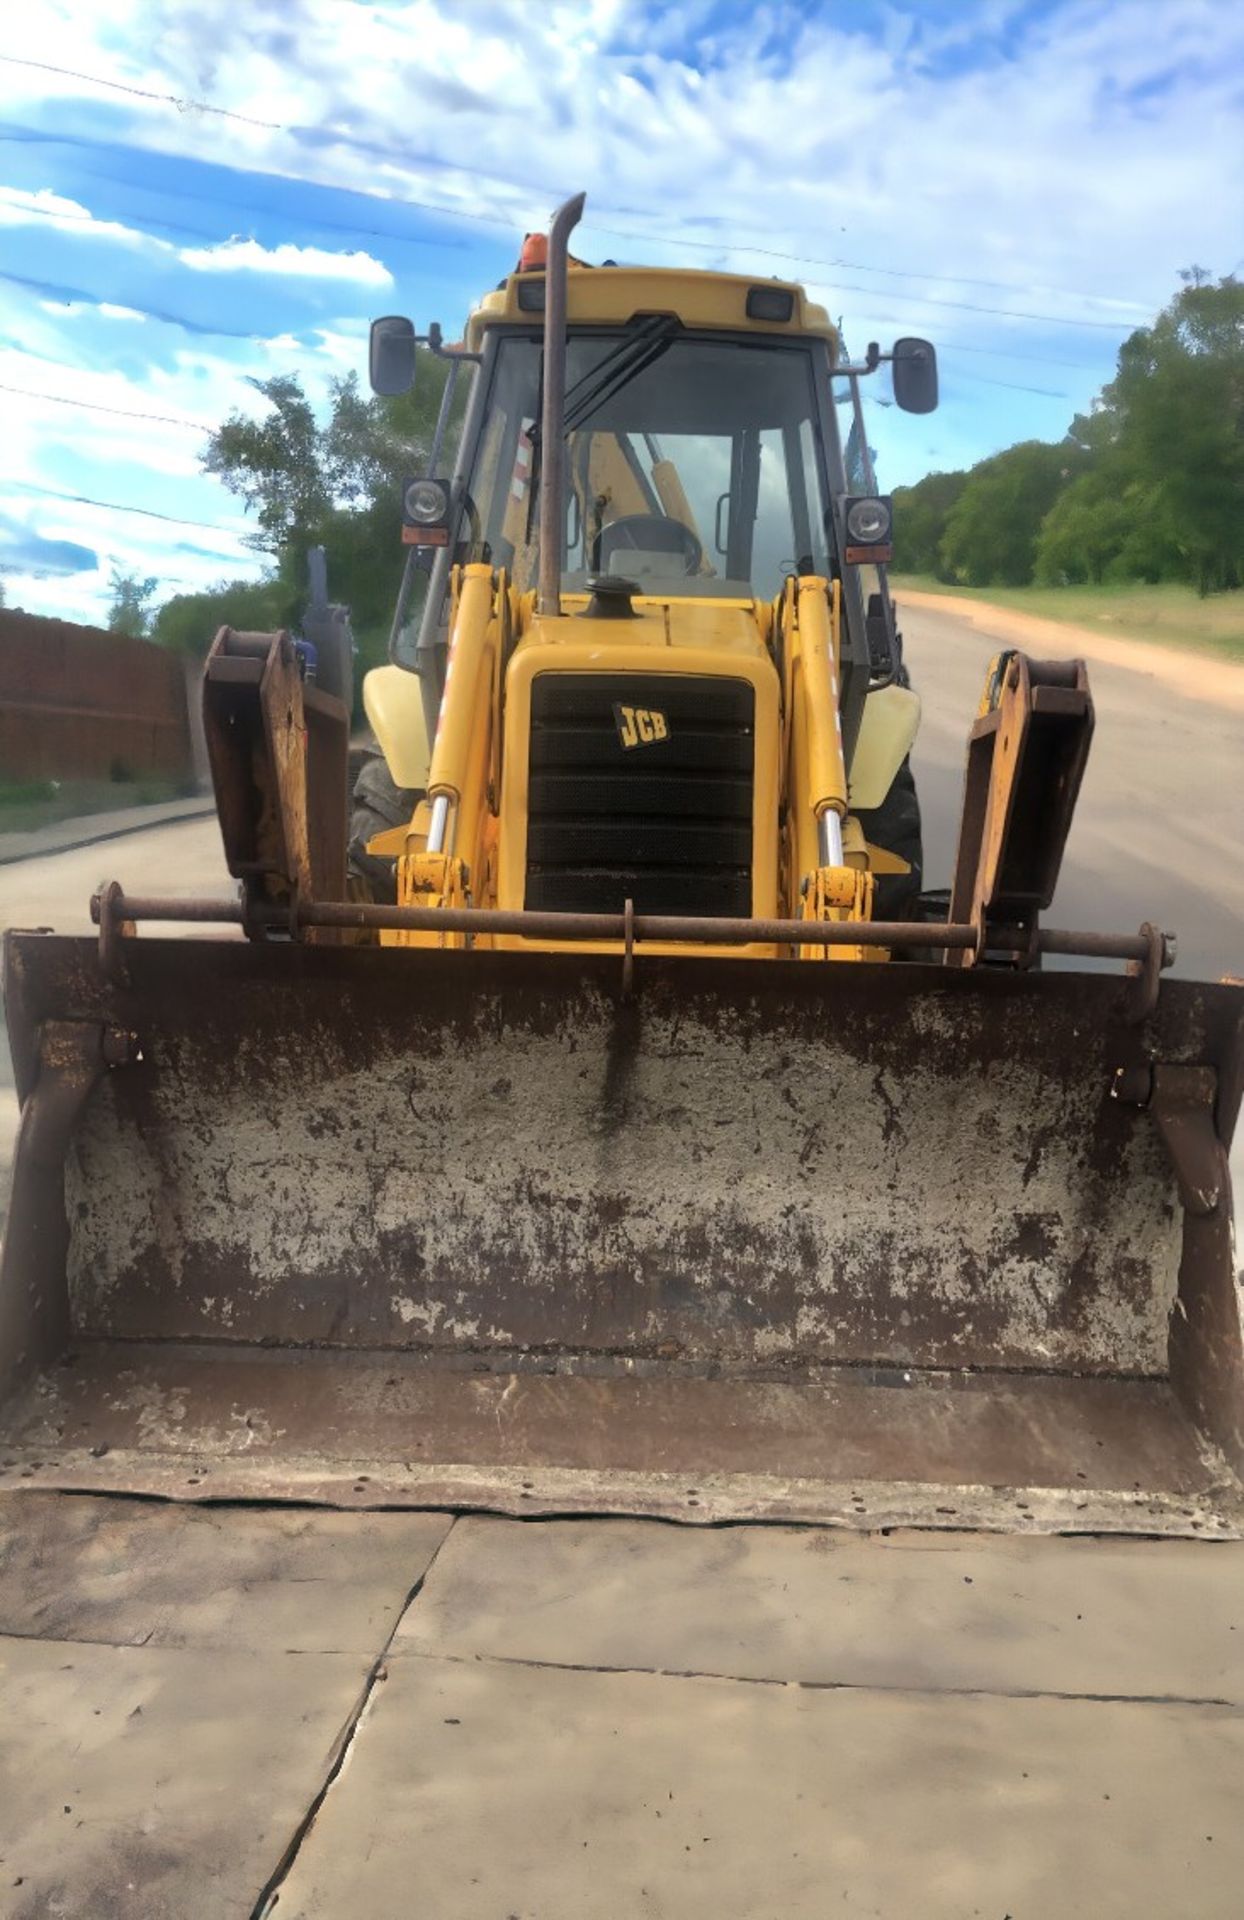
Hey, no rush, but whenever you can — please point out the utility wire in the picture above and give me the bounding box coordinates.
[0,185,1141,339]
[0,53,278,127]
[0,379,204,429]
[591,224,1146,325]
[0,170,466,254]
[0,52,1158,331]
[5,113,1108,315]
[0,265,255,338]
[0,316,1080,424]
[0,158,1121,326]
[9,477,250,535]
[0,53,1152,307]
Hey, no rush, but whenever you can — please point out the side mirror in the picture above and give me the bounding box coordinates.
[891,337,938,415]
[370,316,417,397]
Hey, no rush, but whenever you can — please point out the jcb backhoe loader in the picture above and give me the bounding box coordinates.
[1,195,1241,1534]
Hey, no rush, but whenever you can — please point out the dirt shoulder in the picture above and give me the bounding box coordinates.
[894,588,1244,716]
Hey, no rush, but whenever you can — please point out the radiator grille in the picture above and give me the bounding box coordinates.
[525,674,754,916]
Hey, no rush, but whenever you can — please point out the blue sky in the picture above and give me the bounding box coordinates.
[1,0,1242,622]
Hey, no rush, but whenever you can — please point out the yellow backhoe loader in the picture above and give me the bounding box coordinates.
[1,195,1241,1534]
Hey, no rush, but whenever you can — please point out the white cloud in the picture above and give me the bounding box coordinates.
[178,236,393,286]
[5,0,1244,600]
[10,0,1241,348]
[0,184,161,249]
[0,304,337,619]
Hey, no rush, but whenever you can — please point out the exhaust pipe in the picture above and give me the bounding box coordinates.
[538,191,587,616]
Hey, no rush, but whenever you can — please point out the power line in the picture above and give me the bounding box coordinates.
[931,337,1099,372]
[0,379,204,429]
[0,115,521,249]
[3,187,1140,340]
[803,249,1146,309]
[591,223,1148,326]
[8,477,250,535]
[0,53,1158,334]
[0,53,277,128]
[0,265,255,338]
[0,564,241,591]
[778,271,1132,332]
[0,187,230,249]
[0,167,469,255]
[953,370,1069,400]
[0,53,1152,312]
[0,335,1076,431]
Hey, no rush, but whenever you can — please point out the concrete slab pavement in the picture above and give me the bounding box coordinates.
[0,1496,452,1918]
[271,1514,1244,1918]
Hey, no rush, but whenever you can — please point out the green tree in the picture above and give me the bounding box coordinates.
[202,355,458,554]
[939,440,1083,586]
[203,375,330,555]
[1033,471,1133,584]
[152,577,299,658]
[891,468,968,577]
[107,565,159,636]
[1034,467,1186,586]
[198,348,463,676]
[1098,275,1244,592]
[891,276,1244,595]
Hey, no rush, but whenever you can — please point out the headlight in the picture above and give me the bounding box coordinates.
[404,478,449,524]
[846,497,891,544]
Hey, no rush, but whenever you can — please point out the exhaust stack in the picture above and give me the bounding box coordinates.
[537,192,587,616]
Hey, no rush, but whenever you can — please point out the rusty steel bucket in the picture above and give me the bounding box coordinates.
[2,928,1242,1534]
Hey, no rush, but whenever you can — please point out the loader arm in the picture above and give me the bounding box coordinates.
[948,649,1095,966]
[202,624,350,939]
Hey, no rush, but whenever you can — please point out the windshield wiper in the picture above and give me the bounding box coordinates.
[526,316,681,548]
[565,314,681,432]
[531,315,682,450]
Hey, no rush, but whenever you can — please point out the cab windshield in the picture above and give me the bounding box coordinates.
[458,330,835,600]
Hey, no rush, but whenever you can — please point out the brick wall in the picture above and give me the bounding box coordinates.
[0,610,193,784]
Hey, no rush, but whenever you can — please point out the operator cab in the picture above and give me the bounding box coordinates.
[453,321,837,605]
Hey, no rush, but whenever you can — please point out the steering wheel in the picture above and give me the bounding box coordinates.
[595,514,704,576]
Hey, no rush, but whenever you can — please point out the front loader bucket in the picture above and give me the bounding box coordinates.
[2,929,1242,1534]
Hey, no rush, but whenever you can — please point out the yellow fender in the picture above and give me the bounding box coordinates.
[848,684,921,811]
[362,663,431,793]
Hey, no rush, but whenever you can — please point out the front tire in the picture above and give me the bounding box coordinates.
[855,757,923,920]
[347,748,422,904]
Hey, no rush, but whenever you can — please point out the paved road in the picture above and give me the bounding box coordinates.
[901,599,1244,983]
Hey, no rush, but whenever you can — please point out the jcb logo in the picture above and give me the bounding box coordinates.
[614,704,669,750]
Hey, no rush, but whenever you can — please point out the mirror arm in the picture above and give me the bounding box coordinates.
[427,340,482,366]
[417,320,482,367]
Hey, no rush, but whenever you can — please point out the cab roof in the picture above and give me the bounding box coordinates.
[464,265,839,355]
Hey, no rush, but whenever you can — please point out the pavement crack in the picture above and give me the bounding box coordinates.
[399,1645,1241,1713]
[248,1516,459,1918]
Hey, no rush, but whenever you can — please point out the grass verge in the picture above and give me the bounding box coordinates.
[0,775,191,837]
[889,579,1244,666]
